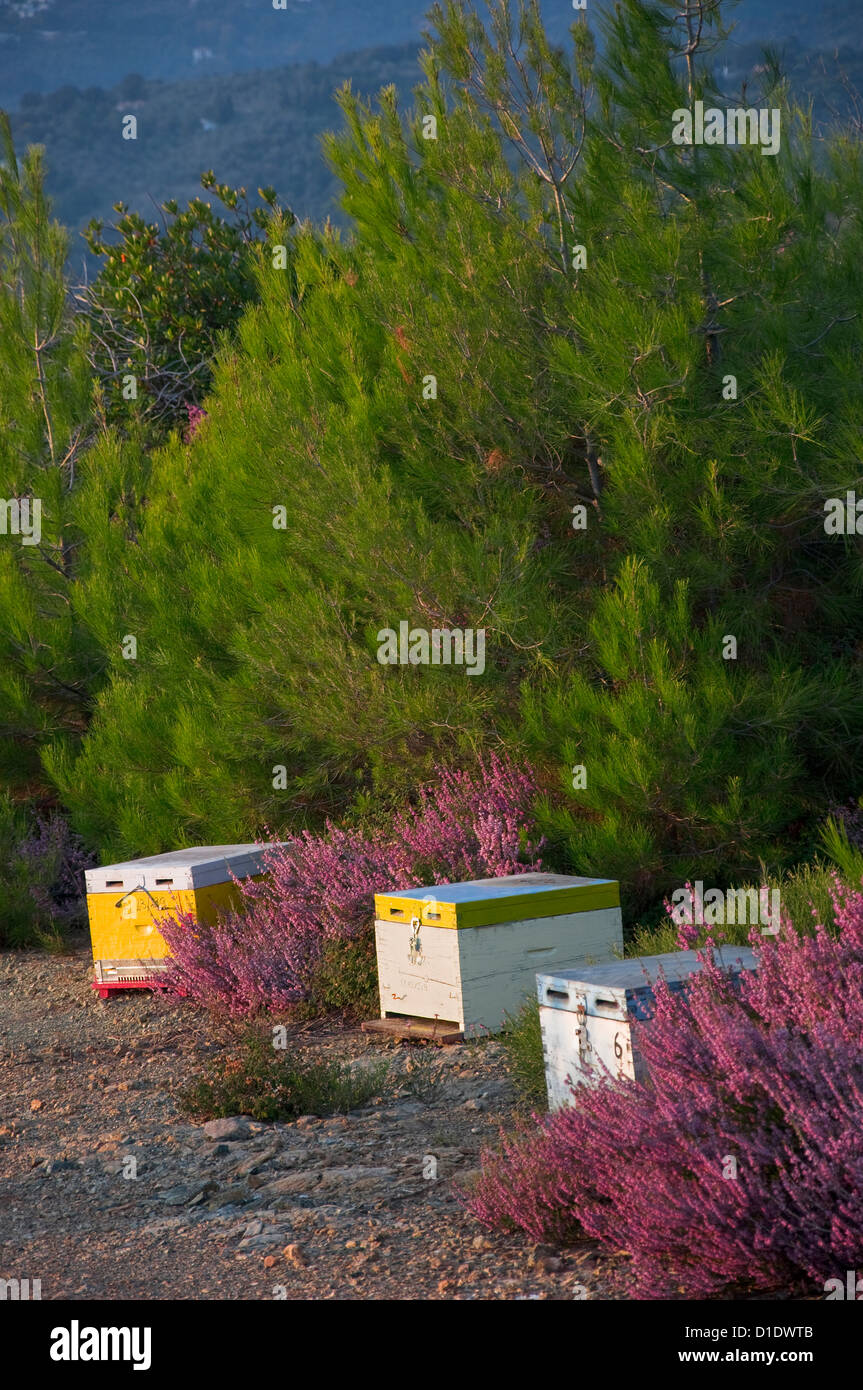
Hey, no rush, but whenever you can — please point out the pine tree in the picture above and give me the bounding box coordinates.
[28,1,863,920]
[0,112,98,801]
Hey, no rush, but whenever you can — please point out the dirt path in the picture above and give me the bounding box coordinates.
[0,943,616,1300]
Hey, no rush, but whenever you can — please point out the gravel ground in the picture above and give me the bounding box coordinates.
[0,943,619,1301]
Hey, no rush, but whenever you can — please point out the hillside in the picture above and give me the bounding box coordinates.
[4,0,863,1323]
[8,28,863,249]
[7,45,422,246]
[0,0,430,103]
[1,0,861,107]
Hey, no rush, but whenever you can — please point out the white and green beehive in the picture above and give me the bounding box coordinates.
[373,872,623,1039]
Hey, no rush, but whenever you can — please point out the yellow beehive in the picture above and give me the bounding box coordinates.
[85,844,285,996]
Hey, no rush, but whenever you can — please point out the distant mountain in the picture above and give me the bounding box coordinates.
[5,2,863,249]
[1,0,861,108]
[729,1,863,50]
[8,44,423,256]
[0,0,428,103]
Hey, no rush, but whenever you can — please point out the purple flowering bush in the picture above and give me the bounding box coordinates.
[0,794,97,946]
[466,875,863,1299]
[158,754,544,1015]
[183,403,208,442]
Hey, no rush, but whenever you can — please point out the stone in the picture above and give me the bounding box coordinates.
[159,1184,202,1206]
[316,1166,393,1193]
[527,1243,558,1270]
[348,1056,386,1077]
[204,1182,251,1208]
[237,1229,287,1252]
[257,1171,321,1197]
[230,1144,279,1178]
[202,1117,251,1142]
[141,1216,187,1236]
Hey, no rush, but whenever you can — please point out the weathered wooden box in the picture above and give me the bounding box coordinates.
[85,844,285,997]
[374,873,623,1039]
[538,947,759,1108]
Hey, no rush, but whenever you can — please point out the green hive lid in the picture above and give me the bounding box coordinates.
[374,872,619,929]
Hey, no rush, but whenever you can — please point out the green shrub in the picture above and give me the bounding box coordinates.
[819,814,863,888]
[78,174,293,437]
[0,793,94,948]
[298,924,381,1021]
[0,112,99,801]
[400,1046,449,1103]
[4,0,863,917]
[627,860,840,956]
[178,1026,392,1122]
[42,0,863,899]
[500,994,547,1113]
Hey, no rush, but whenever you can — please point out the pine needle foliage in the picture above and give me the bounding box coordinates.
[0,4,861,912]
[0,112,99,798]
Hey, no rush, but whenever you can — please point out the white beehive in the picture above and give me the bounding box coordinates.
[538,947,759,1109]
[374,873,623,1039]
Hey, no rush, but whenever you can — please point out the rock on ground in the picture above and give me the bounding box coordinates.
[0,944,618,1300]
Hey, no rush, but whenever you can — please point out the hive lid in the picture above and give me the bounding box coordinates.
[537,947,759,1018]
[375,872,619,929]
[85,844,289,894]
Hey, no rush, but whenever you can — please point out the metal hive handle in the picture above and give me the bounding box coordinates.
[114,881,162,910]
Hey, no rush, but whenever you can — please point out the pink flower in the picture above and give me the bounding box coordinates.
[183,403,208,442]
[466,884,863,1299]
[158,754,544,1016]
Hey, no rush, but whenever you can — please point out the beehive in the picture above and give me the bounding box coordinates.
[85,844,286,997]
[373,873,623,1039]
[538,947,759,1108]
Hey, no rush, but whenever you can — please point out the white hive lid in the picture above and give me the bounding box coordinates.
[85,843,289,894]
[537,947,759,1014]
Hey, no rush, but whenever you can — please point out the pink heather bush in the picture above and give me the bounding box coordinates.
[158,754,543,1014]
[183,402,208,442]
[467,875,863,1299]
